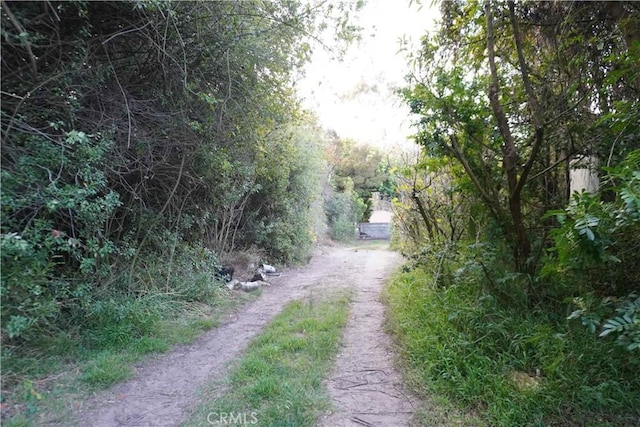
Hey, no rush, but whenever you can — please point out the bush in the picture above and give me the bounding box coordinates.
[127,234,225,302]
[385,261,640,426]
[253,215,314,265]
[324,188,365,241]
[544,151,640,350]
[1,131,120,339]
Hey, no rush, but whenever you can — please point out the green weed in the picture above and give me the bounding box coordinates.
[185,291,351,427]
[384,267,640,426]
[79,352,135,388]
[1,414,31,427]
[0,289,254,425]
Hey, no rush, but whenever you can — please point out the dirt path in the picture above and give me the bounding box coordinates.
[65,244,411,426]
[317,247,415,427]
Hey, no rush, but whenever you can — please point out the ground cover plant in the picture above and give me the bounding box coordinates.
[385,262,640,426]
[185,291,351,427]
[1,286,256,426]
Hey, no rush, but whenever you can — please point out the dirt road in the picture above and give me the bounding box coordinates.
[67,244,412,426]
[317,247,415,426]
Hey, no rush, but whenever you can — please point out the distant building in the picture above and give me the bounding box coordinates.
[359,194,393,239]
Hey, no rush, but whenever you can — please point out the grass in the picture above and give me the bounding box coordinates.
[78,352,136,387]
[0,289,257,426]
[184,290,351,427]
[384,267,640,426]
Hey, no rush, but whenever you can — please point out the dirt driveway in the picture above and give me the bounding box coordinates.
[67,243,412,426]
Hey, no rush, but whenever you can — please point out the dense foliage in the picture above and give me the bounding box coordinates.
[398,0,640,340]
[386,264,640,426]
[388,0,640,424]
[323,133,389,240]
[1,0,361,341]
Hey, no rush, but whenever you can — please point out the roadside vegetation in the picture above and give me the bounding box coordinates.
[5,0,637,426]
[386,264,639,426]
[185,291,351,427]
[387,1,640,425]
[2,289,257,426]
[324,134,394,241]
[0,1,377,423]
[1,0,346,341]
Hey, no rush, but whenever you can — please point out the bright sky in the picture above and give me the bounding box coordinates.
[298,0,440,152]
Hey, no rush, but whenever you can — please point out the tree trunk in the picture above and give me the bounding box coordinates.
[412,191,434,240]
[485,0,531,271]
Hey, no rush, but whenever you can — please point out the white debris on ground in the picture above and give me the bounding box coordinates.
[226,279,270,292]
[225,263,278,292]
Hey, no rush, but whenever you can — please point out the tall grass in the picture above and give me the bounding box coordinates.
[1,248,255,425]
[384,266,640,426]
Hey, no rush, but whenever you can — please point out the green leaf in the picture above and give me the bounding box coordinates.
[584,228,595,241]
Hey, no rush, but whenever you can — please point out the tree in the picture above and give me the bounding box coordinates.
[401,0,640,274]
[1,0,362,339]
[328,136,387,222]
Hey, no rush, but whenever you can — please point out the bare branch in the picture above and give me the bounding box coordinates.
[485,0,519,198]
[447,134,498,210]
[101,21,152,45]
[1,0,38,77]
[508,0,545,196]
[103,47,133,149]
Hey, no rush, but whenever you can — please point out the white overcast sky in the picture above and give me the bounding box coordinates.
[297,0,440,151]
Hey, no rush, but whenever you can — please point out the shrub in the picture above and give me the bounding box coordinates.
[324,188,365,241]
[1,131,120,339]
[544,151,640,350]
[385,262,640,425]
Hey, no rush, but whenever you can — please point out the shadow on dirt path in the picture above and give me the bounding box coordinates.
[64,243,409,426]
